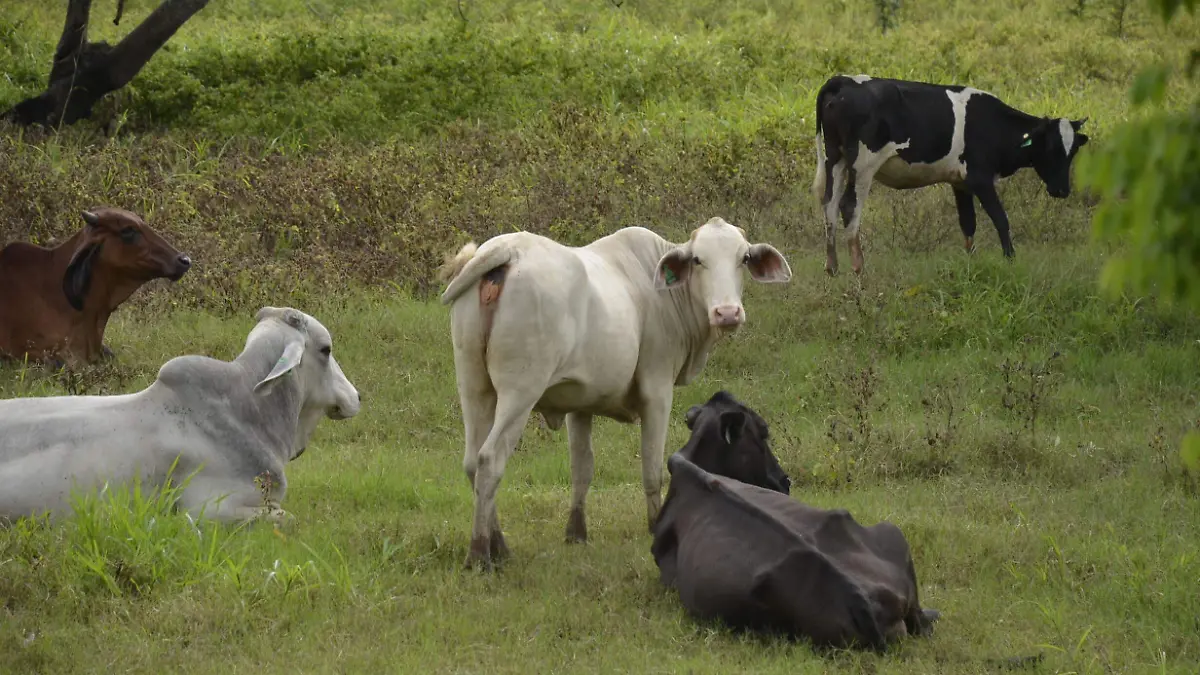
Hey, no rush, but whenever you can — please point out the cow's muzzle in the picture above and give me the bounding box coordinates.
[710,304,745,329]
[167,254,192,281]
[328,391,362,420]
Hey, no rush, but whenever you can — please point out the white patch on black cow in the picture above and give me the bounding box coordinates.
[873,88,984,189]
[1058,118,1075,155]
[850,74,872,83]
[818,137,911,237]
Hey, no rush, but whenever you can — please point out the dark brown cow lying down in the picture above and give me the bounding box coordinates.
[652,391,939,651]
[0,208,191,364]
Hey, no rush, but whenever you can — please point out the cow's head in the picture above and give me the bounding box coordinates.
[677,390,791,494]
[251,307,362,459]
[1024,118,1089,199]
[62,207,192,311]
[654,217,791,332]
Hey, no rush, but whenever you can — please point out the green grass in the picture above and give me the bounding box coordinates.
[2,0,1200,672]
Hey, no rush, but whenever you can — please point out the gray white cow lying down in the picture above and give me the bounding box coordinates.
[652,391,939,650]
[0,307,361,525]
[439,218,792,570]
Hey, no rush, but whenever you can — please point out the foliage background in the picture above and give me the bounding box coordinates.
[1,1,1199,673]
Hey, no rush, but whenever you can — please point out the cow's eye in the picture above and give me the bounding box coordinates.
[119,227,139,243]
[320,346,332,357]
[692,256,703,266]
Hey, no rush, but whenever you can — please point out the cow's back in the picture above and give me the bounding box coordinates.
[0,392,169,521]
[0,242,67,358]
[450,228,659,417]
[664,480,885,646]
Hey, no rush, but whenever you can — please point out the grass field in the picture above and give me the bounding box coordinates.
[2,0,1200,673]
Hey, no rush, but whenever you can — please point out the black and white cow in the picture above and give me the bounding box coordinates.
[812,74,1089,275]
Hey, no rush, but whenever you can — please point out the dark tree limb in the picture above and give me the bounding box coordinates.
[113,0,126,26]
[2,0,210,128]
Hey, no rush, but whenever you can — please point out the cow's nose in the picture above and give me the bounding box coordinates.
[711,304,745,327]
[176,254,192,268]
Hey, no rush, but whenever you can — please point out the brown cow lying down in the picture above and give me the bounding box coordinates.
[0,208,191,364]
[651,391,939,651]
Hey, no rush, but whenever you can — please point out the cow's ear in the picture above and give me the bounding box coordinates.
[62,241,103,311]
[255,338,305,394]
[1071,117,1088,131]
[1075,133,1089,149]
[719,410,748,445]
[684,405,703,429]
[746,243,792,283]
[655,248,692,290]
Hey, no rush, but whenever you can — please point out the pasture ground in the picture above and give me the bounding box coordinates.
[2,0,1199,673]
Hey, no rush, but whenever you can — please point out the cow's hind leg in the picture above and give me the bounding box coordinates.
[459,381,498,555]
[952,185,978,253]
[844,167,880,275]
[466,392,537,571]
[822,158,848,276]
[564,411,594,543]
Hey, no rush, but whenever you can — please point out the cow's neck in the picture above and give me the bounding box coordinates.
[996,107,1044,177]
[665,285,720,385]
[641,240,722,386]
[42,232,105,362]
[232,335,306,464]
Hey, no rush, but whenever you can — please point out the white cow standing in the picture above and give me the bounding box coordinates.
[0,307,361,525]
[440,217,792,569]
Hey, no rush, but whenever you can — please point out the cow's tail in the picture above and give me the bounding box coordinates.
[812,76,850,200]
[813,75,851,137]
[439,241,514,306]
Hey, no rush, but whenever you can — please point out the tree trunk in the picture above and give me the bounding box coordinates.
[2,0,210,128]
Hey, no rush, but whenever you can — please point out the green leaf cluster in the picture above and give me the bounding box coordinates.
[1080,0,1199,306]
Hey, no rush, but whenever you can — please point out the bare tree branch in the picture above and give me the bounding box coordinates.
[49,0,93,85]
[3,0,211,128]
[113,0,127,26]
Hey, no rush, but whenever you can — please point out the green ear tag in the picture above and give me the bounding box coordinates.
[1020,134,1032,148]
[664,267,678,285]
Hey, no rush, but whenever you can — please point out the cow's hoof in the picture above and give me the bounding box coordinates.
[564,509,588,544]
[465,536,495,571]
[100,344,115,360]
[964,237,975,253]
[922,608,942,624]
[489,531,510,560]
[265,507,294,528]
[463,552,495,572]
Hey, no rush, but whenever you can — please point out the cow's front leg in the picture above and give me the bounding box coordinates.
[638,392,672,531]
[564,412,594,543]
[192,495,293,527]
[952,185,978,253]
[969,179,1015,258]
